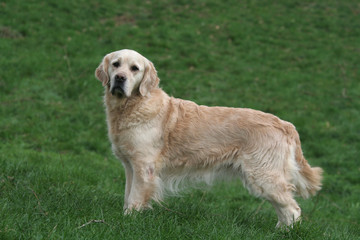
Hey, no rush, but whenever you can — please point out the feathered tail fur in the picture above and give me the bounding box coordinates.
[292,138,323,199]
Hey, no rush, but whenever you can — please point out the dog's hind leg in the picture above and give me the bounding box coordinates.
[243,169,301,227]
[261,177,301,227]
[270,194,301,228]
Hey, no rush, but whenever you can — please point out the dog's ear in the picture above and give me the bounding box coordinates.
[95,57,109,86]
[139,60,160,96]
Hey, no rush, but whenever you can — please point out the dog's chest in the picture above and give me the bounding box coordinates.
[109,121,163,161]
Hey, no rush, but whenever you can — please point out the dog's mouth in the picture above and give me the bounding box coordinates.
[110,79,126,97]
[110,86,124,97]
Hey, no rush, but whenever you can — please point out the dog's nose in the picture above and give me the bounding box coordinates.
[115,74,127,82]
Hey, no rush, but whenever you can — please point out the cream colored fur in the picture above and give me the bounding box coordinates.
[95,49,323,227]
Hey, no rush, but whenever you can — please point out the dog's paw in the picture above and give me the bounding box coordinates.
[124,203,152,215]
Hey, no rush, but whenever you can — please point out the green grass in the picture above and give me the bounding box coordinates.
[1,0,359,239]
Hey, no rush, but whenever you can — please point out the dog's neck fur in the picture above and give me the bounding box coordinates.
[104,87,166,133]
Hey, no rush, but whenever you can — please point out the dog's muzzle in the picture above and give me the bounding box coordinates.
[110,74,127,96]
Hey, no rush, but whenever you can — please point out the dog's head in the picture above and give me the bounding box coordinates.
[95,49,159,97]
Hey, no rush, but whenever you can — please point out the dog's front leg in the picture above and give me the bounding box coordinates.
[121,159,133,210]
[124,163,157,214]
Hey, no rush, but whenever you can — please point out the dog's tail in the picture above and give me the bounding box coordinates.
[290,134,323,199]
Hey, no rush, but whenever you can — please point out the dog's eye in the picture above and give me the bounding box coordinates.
[130,65,139,71]
[112,62,120,68]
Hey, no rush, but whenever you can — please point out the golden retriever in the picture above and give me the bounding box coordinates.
[95,49,322,227]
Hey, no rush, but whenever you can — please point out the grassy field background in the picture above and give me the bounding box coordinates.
[1,0,359,239]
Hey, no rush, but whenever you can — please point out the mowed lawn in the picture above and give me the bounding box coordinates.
[1,0,359,239]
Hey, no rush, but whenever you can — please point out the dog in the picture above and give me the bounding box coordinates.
[95,49,323,227]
